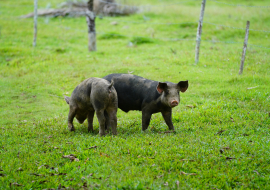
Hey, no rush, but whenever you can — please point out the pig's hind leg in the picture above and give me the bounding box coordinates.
[95,110,106,136]
[142,108,152,131]
[87,111,95,133]
[104,111,109,131]
[106,107,117,135]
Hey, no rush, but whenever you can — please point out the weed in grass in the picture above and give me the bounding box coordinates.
[98,32,126,40]
[130,36,154,45]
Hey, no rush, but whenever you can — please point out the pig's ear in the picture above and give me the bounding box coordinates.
[156,82,167,94]
[178,80,188,92]
[64,96,70,104]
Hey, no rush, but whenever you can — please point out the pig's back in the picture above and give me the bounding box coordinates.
[103,74,160,112]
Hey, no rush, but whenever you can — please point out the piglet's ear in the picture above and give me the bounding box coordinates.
[156,82,167,94]
[64,96,70,104]
[178,80,188,92]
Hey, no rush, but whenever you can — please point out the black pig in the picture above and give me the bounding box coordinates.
[64,77,118,136]
[103,74,188,131]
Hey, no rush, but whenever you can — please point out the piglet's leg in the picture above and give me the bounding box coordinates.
[96,110,106,136]
[142,109,152,131]
[67,108,76,132]
[87,111,95,133]
[104,111,109,131]
[161,109,175,131]
[106,108,117,135]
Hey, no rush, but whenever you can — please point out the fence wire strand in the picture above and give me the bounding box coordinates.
[248,44,270,50]
[104,18,270,33]
[3,0,270,9]
[202,39,270,50]
[208,0,270,8]
[101,0,270,9]
[202,39,243,44]
[204,22,270,33]
[98,0,199,8]
[103,18,198,25]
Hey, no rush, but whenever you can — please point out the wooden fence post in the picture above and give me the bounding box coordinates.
[195,0,206,64]
[86,0,96,51]
[33,0,38,47]
[239,21,250,75]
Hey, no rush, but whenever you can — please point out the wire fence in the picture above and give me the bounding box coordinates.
[105,0,270,52]
[56,24,270,50]
[2,0,270,51]
[56,24,197,43]
[54,22,270,50]
[95,16,270,34]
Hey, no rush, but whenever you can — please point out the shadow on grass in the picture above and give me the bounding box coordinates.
[71,120,180,137]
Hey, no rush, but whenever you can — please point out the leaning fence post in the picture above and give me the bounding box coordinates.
[239,21,250,75]
[195,0,206,64]
[33,0,38,47]
[86,0,96,51]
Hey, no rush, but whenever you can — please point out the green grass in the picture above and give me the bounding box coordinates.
[0,0,270,189]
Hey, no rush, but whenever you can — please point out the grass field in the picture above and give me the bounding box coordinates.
[0,0,270,189]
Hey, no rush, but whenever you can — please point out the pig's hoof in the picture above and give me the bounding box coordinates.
[69,128,75,132]
[88,129,93,133]
[68,125,75,132]
[170,129,176,133]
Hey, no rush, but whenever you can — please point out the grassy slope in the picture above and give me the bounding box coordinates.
[0,0,270,189]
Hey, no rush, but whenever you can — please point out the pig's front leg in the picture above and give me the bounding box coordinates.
[67,108,76,132]
[142,109,152,131]
[161,109,175,131]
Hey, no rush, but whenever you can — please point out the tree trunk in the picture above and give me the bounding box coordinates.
[86,0,96,51]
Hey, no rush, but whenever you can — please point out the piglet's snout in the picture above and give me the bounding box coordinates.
[171,100,179,107]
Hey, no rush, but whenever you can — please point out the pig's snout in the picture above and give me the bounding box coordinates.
[170,100,179,107]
